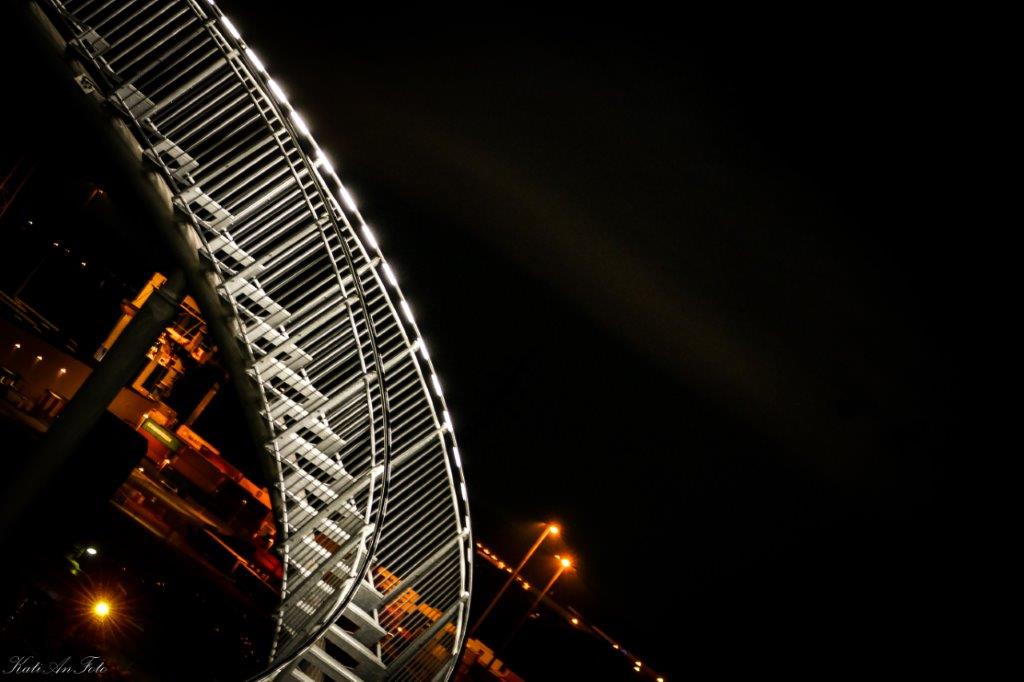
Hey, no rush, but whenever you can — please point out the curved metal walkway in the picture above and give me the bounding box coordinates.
[39,1,473,679]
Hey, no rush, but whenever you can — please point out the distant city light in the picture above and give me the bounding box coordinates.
[59,368,67,375]
[547,524,560,535]
[571,617,579,625]
[13,343,20,349]
[560,557,572,568]
[85,547,97,556]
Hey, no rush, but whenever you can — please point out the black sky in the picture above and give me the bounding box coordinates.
[6,7,993,678]
[206,10,989,678]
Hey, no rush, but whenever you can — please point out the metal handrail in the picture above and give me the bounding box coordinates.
[39,1,474,679]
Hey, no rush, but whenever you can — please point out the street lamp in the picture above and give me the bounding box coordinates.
[467,522,560,637]
[92,599,111,619]
[496,555,574,656]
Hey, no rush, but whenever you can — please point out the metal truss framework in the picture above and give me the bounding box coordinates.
[39,1,473,679]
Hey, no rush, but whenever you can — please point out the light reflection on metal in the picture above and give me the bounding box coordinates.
[41,1,473,679]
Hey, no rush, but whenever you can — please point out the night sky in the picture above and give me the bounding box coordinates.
[210,9,983,678]
[5,7,990,679]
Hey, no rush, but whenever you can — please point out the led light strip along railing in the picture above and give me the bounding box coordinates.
[40,1,473,679]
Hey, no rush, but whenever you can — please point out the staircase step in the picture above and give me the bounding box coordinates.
[341,600,387,648]
[300,642,362,682]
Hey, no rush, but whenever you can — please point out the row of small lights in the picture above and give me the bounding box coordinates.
[21,216,139,294]
[51,238,88,268]
[474,541,665,681]
[25,217,89,268]
[9,343,69,376]
[202,0,474,579]
[476,541,532,590]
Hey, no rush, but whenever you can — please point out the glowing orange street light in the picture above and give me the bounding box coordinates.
[468,522,562,637]
[570,617,579,625]
[92,599,111,619]
[497,554,575,656]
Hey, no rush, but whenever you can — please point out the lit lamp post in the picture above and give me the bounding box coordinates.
[497,556,573,656]
[468,522,560,637]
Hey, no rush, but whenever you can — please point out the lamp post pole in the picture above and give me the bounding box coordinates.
[497,557,572,656]
[468,523,559,637]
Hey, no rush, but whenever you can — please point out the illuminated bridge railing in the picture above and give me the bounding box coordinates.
[41,0,473,679]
